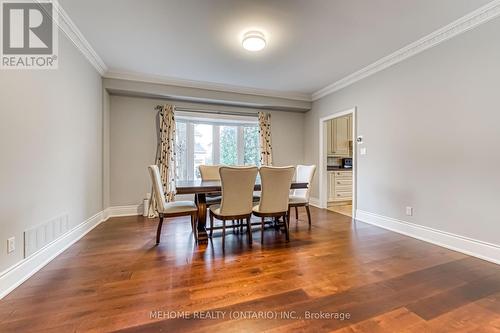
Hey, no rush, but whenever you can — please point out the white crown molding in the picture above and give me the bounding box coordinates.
[51,1,108,75]
[45,0,500,102]
[312,0,500,100]
[104,70,312,102]
[356,210,500,265]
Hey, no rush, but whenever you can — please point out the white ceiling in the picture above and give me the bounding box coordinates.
[60,0,491,96]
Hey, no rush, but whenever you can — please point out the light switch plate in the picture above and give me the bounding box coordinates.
[406,207,413,216]
[360,147,367,155]
[7,237,15,253]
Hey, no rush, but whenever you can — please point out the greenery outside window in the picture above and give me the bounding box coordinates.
[175,113,260,181]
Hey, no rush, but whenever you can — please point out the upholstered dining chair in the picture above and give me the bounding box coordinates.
[209,166,258,248]
[148,165,198,244]
[199,164,222,206]
[289,165,316,226]
[253,166,295,244]
[199,164,221,181]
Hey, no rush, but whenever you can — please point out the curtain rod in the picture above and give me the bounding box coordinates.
[155,105,258,118]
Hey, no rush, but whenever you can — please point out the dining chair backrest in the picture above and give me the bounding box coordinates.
[148,165,167,213]
[258,166,295,213]
[219,166,258,216]
[292,165,316,201]
[199,165,221,181]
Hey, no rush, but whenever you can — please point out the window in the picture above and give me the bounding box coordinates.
[193,124,213,179]
[175,114,260,181]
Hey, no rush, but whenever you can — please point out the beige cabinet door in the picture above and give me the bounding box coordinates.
[332,116,350,157]
[328,172,336,201]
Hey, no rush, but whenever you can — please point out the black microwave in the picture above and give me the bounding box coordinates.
[342,158,352,169]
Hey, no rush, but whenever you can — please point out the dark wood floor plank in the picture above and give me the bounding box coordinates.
[330,307,428,333]
[406,274,500,320]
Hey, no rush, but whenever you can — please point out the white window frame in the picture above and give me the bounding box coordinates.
[175,112,259,180]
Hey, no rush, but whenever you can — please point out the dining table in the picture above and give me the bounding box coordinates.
[176,180,309,243]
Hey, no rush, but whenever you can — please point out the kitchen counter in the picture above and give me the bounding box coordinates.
[327,166,352,171]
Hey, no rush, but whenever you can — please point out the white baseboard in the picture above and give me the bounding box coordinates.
[0,204,148,300]
[0,211,105,299]
[356,210,500,265]
[104,204,143,219]
[309,197,322,208]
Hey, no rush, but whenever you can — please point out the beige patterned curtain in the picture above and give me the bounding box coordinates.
[148,104,177,218]
[258,112,273,166]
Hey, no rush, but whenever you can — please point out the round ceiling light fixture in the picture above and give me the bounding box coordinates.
[242,31,266,52]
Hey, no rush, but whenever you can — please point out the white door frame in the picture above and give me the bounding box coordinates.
[318,107,357,217]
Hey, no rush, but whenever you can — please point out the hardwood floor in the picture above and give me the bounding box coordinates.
[327,203,353,217]
[1,208,499,332]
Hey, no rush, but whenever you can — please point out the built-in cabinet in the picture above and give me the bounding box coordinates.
[328,170,352,202]
[327,114,352,157]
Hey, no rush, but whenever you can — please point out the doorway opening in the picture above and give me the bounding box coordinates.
[318,107,356,218]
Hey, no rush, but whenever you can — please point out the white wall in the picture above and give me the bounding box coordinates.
[304,17,500,245]
[0,35,103,272]
[109,95,305,206]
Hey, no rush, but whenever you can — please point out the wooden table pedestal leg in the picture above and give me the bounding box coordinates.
[195,193,208,243]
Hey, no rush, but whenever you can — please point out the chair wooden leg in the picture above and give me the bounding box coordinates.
[284,214,290,242]
[222,219,226,249]
[246,216,252,245]
[156,215,164,244]
[261,217,265,244]
[295,206,299,220]
[209,213,214,238]
[305,205,312,226]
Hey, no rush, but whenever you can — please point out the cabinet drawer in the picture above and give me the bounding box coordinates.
[334,191,352,199]
[334,171,352,178]
[334,179,352,186]
[334,185,352,193]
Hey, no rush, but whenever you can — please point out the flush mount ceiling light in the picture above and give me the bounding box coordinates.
[242,31,266,52]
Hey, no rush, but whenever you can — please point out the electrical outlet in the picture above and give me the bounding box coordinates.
[406,206,413,216]
[7,237,15,254]
[360,147,367,155]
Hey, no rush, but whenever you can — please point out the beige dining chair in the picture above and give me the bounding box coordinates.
[199,164,221,181]
[289,165,316,225]
[199,164,222,206]
[148,165,198,244]
[253,166,295,244]
[209,166,258,248]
